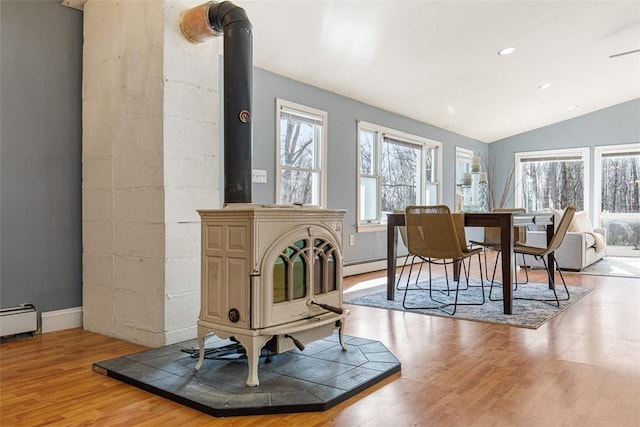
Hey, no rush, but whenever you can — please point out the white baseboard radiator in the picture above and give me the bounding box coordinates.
[1,304,38,338]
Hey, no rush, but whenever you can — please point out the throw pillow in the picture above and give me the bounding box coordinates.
[569,210,593,233]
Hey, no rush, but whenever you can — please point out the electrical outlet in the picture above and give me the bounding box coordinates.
[349,235,355,246]
[252,169,267,183]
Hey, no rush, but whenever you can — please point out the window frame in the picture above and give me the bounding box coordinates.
[275,99,328,207]
[356,120,442,232]
[514,147,590,212]
[594,142,640,228]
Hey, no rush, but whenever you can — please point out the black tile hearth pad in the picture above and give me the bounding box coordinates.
[93,334,401,417]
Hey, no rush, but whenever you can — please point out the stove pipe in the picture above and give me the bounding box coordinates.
[180,1,253,204]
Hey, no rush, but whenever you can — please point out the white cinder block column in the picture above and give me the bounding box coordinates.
[82,0,220,347]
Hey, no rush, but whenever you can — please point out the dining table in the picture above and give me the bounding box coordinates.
[386,211,555,314]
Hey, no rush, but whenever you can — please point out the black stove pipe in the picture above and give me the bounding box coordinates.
[181,2,253,204]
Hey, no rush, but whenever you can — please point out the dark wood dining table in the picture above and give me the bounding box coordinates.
[386,211,555,314]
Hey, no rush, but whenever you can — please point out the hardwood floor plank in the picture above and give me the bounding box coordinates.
[2,256,640,425]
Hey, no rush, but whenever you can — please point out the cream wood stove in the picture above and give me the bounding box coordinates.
[194,204,348,386]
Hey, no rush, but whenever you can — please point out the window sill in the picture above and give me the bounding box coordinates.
[355,223,387,233]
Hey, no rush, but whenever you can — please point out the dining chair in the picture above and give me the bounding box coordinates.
[491,205,576,307]
[402,205,485,315]
[469,208,529,297]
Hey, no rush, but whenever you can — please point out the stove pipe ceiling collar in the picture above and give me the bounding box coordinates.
[180,2,253,204]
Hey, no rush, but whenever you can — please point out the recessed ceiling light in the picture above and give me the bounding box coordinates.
[568,105,579,110]
[447,106,456,114]
[498,47,516,56]
[538,83,552,90]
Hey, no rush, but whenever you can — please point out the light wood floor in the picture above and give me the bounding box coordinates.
[2,257,640,426]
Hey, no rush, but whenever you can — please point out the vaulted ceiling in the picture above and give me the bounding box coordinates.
[237,0,640,142]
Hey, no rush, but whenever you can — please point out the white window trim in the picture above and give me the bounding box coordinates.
[275,99,328,207]
[594,142,640,225]
[356,120,442,232]
[514,147,590,211]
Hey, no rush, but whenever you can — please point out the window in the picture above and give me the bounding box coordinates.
[357,121,441,229]
[276,99,327,207]
[594,144,640,252]
[455,147,474,210]
[514,148,589,211]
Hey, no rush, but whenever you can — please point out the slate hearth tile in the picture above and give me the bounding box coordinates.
[311,346,368,366]
[270,357,353,384]
[142,351,197,376]
[342,336,377,346]
[221,392,272,409]
[306,382,349,401]
[364,351,401,364]
[320,366,385,390]
[116,361,175,383]
[235,373,316,394]
[258,351,306,370]
[126,345,181,361]
[360,360,401,372]
[289,338,340,356]
[359,341,390,354]
[270,390,324,406]
[146,371,226,401]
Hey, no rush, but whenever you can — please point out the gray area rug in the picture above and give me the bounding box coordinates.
[344,278,591,329]
[577,256,640,278]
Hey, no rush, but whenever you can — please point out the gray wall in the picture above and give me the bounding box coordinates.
[252,68,487,264]
[1,0,83,312]
[489,98,640,211]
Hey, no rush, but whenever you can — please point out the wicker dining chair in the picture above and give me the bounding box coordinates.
[469,208,530,298]
[492,205,576,307]
[402,205,485,315]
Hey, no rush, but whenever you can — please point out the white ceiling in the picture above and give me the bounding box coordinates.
[235,0,640,143]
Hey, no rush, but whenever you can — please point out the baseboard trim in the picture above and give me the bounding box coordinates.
[41,307,83,333]
[344,256,408,277]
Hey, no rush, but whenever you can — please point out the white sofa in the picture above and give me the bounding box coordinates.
[516,227,607,271]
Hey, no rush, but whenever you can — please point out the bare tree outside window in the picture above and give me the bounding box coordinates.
[600,150,640,249]
[381,139,418,214]
[357,121,441,226]
[518,155,585,211]
[277,100,326,206]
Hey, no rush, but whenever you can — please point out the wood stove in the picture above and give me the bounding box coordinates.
[195,204,348,386]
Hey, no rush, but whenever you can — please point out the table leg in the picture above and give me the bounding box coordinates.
[387,216,398,300]
[500,215,514,314]
[546,222,555,289]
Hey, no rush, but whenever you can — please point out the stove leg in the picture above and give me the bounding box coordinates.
[233,334,271,387]
[338,319,347,352]
[194,325,210,371]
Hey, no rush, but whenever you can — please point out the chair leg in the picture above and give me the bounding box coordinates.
[512,255,570,307]
[396,255,425,291]
[403,255,485,316]
[395,255,411,290]
[402,258,454,313]
[489,251,529,301]
[431,255,485,314]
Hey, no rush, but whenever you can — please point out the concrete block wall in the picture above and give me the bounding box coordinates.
[82,0,221,347]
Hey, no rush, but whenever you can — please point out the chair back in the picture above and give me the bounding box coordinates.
[405,205,464,259]
[546,205,576,254]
